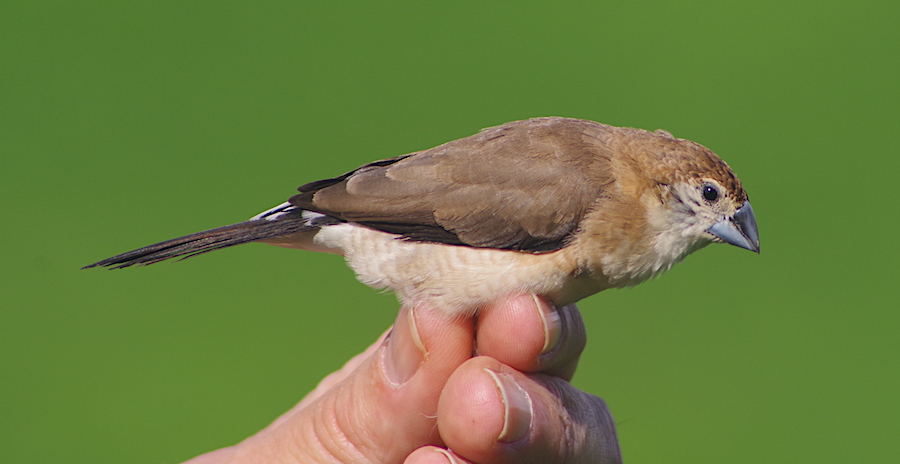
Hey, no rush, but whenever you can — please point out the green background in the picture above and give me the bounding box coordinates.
[2,1,897,462]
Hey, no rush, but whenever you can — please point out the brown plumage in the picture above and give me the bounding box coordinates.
[84,117,759,315]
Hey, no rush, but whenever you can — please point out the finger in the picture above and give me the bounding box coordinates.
[220,303,474,464]
[437,356,622,464]
[405,446,473,464]
[477,295,586,380]
[180,446,237,464]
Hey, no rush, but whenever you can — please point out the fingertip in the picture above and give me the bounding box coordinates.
[438,356,623,464]
[438,357,551,462]
[477,295,585,379]
[476,295,551,370]
[405,446,471,464]
[382,302,475,386]
[409,301,476,364]
[384,304,426,385]
[437,357,509,456]
[539,303,586,381]
[483,367,533,443]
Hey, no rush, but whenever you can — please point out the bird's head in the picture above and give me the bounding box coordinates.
[587,127,759,287]
[641,132,760,269]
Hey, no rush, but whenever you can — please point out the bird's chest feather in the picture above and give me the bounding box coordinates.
[593,194,712,287]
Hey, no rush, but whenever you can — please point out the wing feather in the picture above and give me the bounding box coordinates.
[291,118,618,252]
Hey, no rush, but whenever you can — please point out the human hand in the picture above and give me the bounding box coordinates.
[183,295,622,463]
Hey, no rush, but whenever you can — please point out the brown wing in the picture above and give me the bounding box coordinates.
[290,117,618,252]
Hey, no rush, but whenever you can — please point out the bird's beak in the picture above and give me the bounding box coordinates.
[707,201,760,253]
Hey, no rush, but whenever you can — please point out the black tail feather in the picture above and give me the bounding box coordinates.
[83,211,313,269]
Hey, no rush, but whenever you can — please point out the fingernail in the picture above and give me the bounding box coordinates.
[485,368,533,443]
[384,304,426,385]
[435,448,463,464]
[532,295,561,355]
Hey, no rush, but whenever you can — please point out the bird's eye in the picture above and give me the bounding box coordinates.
[702,184,719,202]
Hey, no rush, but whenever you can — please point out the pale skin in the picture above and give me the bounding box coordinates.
[182,295,622,464]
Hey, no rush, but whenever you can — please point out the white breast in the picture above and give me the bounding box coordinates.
[303,223,602,316]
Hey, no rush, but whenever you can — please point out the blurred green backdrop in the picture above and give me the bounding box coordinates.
[2,1,897,462]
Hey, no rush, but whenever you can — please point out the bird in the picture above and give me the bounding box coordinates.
[84,117,759,316]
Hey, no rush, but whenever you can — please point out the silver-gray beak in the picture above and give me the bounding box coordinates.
[707,200,760,253]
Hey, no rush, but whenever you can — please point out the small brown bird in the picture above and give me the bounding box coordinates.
[84,117,759,316]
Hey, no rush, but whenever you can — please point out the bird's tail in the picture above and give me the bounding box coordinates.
[82,203,334,269]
